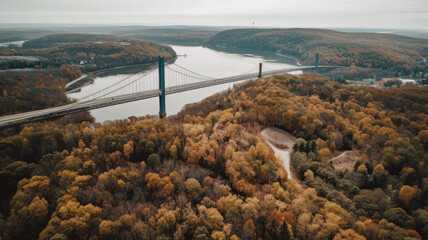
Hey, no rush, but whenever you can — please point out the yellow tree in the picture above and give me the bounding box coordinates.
[399,185,419,207]
[197,205,224,231]
[333,229,366,240]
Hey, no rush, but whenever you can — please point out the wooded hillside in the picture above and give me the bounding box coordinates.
[0,73,427,239]
[22,34,146,49]
[0,34,176,71]
[0,66,81,116]
[208,29,428,75]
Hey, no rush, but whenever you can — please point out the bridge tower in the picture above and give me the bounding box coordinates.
[315,53,319,73]
[158,56,166,119]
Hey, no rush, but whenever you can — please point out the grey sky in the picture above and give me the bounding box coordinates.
[1,0,427,29]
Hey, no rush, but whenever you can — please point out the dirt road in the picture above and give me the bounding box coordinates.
[261,127,296,179]
[328,150,360,171]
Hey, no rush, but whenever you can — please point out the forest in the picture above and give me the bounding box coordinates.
[321,65,389,81]
[207,29,428,75]
[0,72,427,239]
[21,34,145,49]
[0,34,176,71]
[0,66,82,116]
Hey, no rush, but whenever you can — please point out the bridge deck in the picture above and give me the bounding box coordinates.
[0,65,339,128]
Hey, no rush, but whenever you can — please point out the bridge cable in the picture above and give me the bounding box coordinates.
[93,69,158,100]
[166,66,213,82]
[77,62,158,102]
[63,69,156,112]
[170,64,215,80]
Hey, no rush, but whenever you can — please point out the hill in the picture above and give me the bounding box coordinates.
[207,28,428,75]
[0,73,427,239]
[0,34,176,71]
[0,28,57,43]
[22,34,143,49]
[110,26,227,46]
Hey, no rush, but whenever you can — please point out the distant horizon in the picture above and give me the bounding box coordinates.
[1,0,427,30]
[0,23,427,32]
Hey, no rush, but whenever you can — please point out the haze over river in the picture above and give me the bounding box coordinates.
[68,45,301,122]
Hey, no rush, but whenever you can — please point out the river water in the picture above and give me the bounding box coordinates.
[67,45,300,122]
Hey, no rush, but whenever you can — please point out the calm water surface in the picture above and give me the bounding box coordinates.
[68,45,300,122]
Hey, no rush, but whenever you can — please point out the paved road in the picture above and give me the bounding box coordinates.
[65,74,88,88]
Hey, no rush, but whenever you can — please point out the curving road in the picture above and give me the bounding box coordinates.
[261,127,297,179]
[65,74,88,88]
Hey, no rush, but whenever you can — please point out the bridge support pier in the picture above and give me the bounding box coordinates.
[158,56,166,119]
[315,53,319,73]
[258,63,262,78]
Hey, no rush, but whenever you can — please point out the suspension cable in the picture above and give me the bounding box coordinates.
[78,62,157,102]
[170,63,215,80]
[166,66,212,82]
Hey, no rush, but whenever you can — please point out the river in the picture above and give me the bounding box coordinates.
[67,45,300,122]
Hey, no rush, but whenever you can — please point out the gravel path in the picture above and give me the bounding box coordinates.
[261,127,296,179]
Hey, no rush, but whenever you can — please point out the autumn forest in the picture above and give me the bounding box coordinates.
[0,71,427,239]
[1,25,428,240]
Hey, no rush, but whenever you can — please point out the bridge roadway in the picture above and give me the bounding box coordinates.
[0,65,340,128]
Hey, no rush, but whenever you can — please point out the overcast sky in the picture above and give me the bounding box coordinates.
[1,0,427,29]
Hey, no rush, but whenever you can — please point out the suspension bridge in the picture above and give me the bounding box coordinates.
[0,57,341,128]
